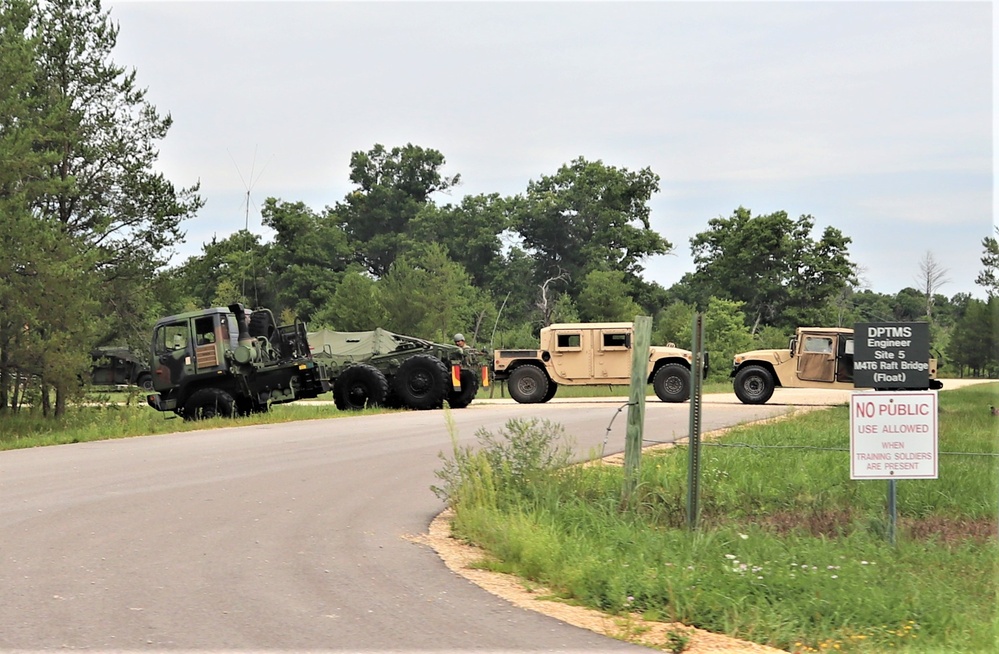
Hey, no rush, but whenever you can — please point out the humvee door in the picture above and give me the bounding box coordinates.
[796,333,837,382]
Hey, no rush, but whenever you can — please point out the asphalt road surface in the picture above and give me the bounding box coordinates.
[0,393,869,652]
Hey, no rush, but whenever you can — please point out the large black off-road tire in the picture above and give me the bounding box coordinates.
[541,380,559,403]
[653,363,691,403]
[733,365,776,405]
[135,371,153,391]
[507,365,550,404]
[392,354,449,410]
[183,387,237,421]
[236,396,269,416]
[334,364,390,411]
[248,310,276,341]
[382,389,404,409]
[446,368,479,409]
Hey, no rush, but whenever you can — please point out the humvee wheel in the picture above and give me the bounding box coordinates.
[183,387,237,421]
[733,365,775,404]
[653,363,690,403]
[508,365,550,404]
[393,354,449,410]
[541,380,559,403]
[135,371,153,391]
[446,369,479,409]
[334,364,389,410]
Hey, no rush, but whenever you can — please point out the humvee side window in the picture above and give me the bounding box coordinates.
[803,336,833,353]
[154,321,190,355]
[555,333,582,350]
[601,332,629,350]
[844,338,854,355]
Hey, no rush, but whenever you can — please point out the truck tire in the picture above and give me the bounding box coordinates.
[733,365,775,404]
[248,310,276,341]
[392,354,449,410]
[542,380,559,402]
[183,387,237,421]
[334,364,390,411]
[508,365,550,404]
[446,368,479,409]
[653,363,691,403]
[236,397,269,416]
[135,371,153,391]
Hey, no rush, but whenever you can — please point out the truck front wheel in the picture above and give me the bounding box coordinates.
[653,363,690,403]
[508,365,550,404]
[183,387,237,421]
[334,364,390,410]
[733,365,775,404]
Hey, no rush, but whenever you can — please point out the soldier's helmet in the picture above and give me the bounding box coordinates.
[453,333,465,343]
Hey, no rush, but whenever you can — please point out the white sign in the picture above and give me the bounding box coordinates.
[850,391,938,479]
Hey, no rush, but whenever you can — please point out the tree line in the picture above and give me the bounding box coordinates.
[2,0,996,416]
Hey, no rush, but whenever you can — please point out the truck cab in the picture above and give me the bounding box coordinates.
[147,304,329,420]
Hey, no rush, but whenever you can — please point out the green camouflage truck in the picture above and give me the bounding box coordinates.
[145,303,330,420]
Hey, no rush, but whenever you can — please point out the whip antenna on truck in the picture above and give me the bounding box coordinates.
[228,147,272,306]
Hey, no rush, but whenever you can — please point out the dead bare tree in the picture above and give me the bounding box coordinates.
[915,251,950,320]
[536,271,570,327]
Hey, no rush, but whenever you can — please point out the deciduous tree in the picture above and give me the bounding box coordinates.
[335,143,460,277]
[510,157,671,296]
[689,207,856,332]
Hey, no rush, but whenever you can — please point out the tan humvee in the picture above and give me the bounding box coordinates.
[492,322,704,404]
[730,326,941,404]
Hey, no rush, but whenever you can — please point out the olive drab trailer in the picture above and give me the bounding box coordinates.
[146,303,331,420]
[491,322,706,404]
[308,328,489,411]
[730,326,943,404]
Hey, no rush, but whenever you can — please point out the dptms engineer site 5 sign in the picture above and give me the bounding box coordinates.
[850,391,938,480]
[853,322,930,390]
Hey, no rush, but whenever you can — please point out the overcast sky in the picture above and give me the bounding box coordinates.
[107,0,994,299]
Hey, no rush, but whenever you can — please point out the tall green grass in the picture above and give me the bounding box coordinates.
[435,384,999,653]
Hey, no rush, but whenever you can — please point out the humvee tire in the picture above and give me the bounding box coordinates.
[334,363,390,410]
[541,380,559,402]
[393,354,450,410]
[136,371,153,391]
[508,365,549,404]
[653,363,691,403]
[733,365,776,404]
[184,387,237,420]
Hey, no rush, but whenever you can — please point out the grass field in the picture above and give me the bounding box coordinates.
[435,382,999,653]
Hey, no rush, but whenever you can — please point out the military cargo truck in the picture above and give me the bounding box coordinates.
[492,322,703,404]
[730,326,943,404]
[146,303,330,420]
[308,328,488,411]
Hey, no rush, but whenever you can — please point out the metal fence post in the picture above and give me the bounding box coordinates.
[687,312,705,531]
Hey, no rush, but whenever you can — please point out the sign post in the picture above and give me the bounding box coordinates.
[850,390,938,544]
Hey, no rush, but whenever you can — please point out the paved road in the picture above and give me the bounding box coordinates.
[3,385,982,652]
